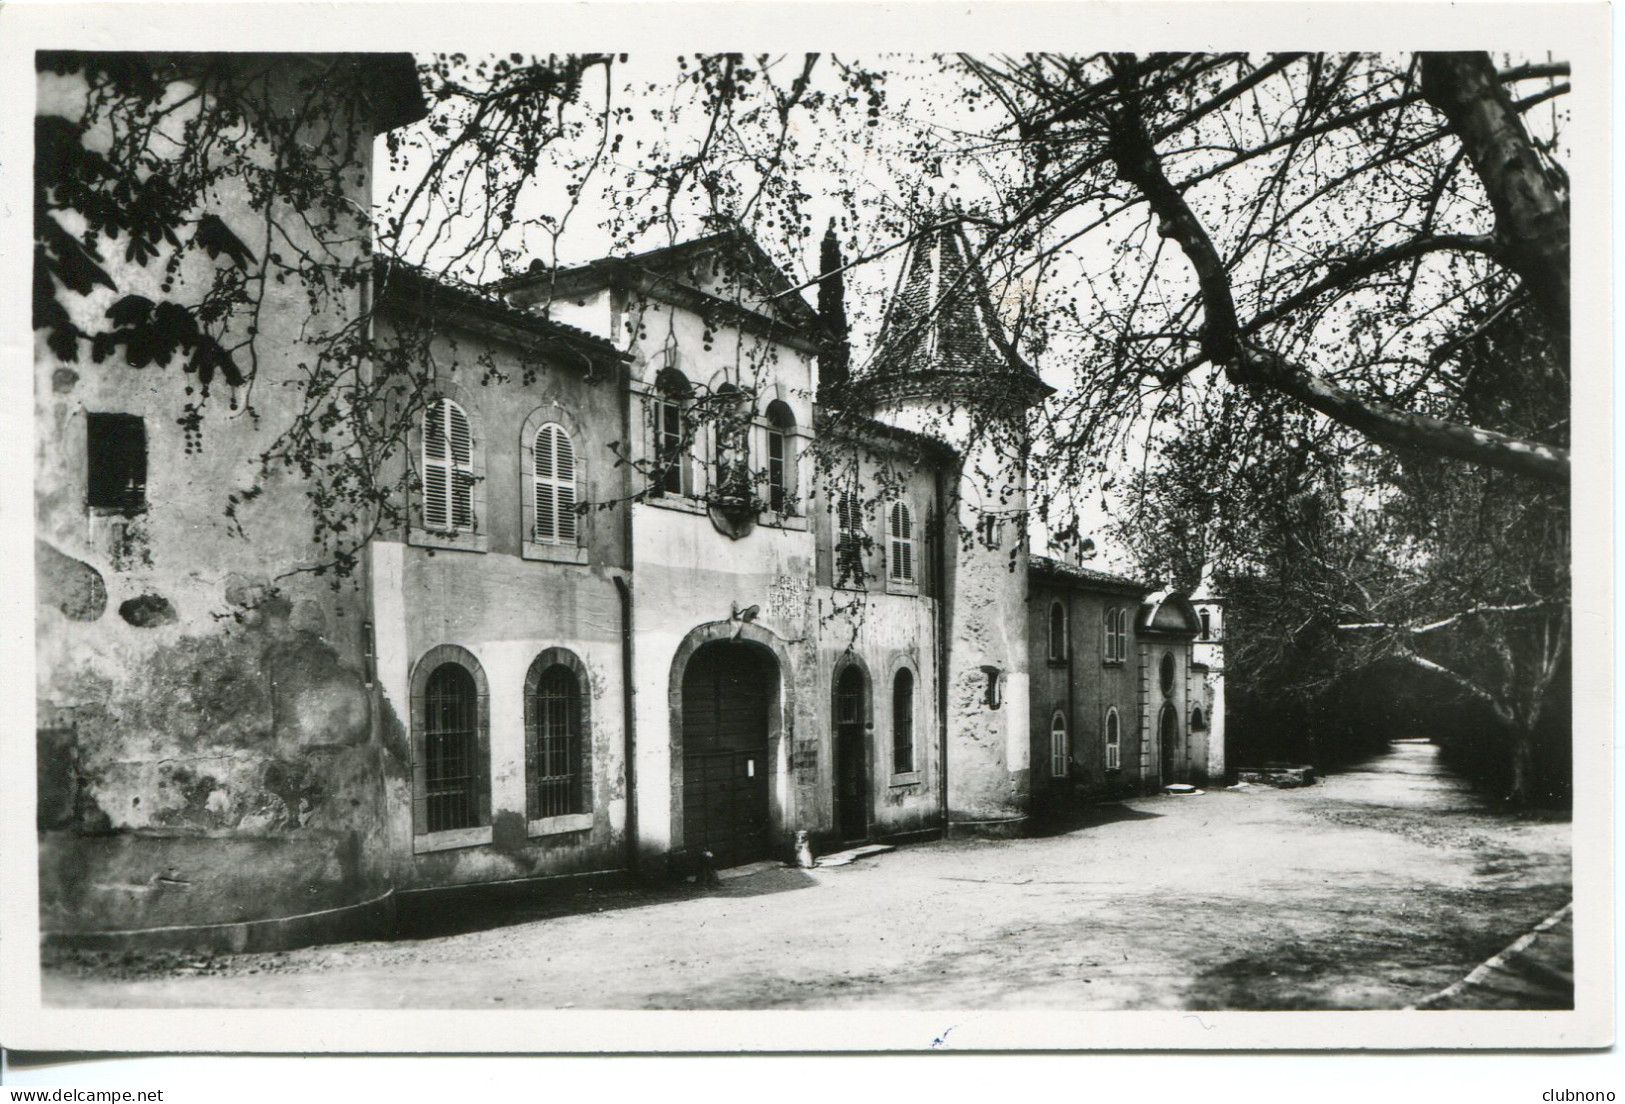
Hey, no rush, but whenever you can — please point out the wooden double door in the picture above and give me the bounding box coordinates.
[682,641,775,869]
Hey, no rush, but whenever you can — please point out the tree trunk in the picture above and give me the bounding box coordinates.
[1506,726,1536,807]
[1420,52,1570,334]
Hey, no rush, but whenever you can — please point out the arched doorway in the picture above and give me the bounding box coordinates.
[1159,702,1183,785]
[681,640,778,868]
[834,663,871,842]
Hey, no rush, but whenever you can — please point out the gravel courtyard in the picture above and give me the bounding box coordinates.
[44,742,1571,1011]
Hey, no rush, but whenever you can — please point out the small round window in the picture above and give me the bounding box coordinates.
[1160,652,1176,696]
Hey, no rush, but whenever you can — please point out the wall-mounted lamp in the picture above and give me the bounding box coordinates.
[979,665,1003,710]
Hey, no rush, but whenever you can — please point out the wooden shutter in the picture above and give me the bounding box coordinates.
[423,401,451,530]
[447,402,473,528]
[838,494,863,585]
[533,423,577,544]
[888,502,914,583]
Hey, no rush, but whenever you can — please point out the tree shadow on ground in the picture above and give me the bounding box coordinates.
[392,866,817,941]
[1025,801,1163,839]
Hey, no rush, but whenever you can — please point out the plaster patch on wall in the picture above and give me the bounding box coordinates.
[119,593,177,627]
[36,539,107,622]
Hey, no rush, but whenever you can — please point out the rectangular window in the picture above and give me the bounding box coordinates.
[86,413,146,515]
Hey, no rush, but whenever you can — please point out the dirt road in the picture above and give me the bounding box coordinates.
[44,742,1571,1010]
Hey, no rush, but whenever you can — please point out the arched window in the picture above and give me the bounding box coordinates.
[1160,651,1176,696]
[1050,711,1069,778]
[423,398,474,531]
[892,668,915,774]
[887,501,915,585]
[1104,708,1122,770]
[1048,601,1068,663]
[765,400,796,514]
[1191,706,1207,731]
[527,659,588,819]
[713,383,750,499]
[532,423,577,545]
[1199,608,1212,640]
[423,663,479,832]
[1103,607,1127,663]
[653,366,692,497]
[836,492,865,588]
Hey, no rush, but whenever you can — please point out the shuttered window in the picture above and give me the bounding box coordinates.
[532,423,577,545]
[1104,607,1128,663]
[892,668,915,774]
[1050,712,1069,778]
[837,493,865,587]
[1105,708,1122,770]
[887,501,915,584]
[423,399,474,531]
[1048,601,1067,662]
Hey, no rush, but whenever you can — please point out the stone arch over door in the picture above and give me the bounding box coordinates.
[668,622,797,865]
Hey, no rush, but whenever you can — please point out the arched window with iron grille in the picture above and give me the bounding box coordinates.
[424,663,479,832]
[527,658,588,819]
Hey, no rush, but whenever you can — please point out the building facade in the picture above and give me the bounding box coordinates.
[35,56,1224,952]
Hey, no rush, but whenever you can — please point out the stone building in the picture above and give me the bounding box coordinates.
[34,54,1224,952]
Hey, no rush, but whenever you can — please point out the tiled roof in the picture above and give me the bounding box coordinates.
[492,225,822,334]
[374,259,628,363]
[865,220,1046,388]
[1028,554,1153,593]
[814,409,959,464]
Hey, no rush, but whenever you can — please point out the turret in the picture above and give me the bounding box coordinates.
[1189,563,1227,781]
[857,216,1052,835]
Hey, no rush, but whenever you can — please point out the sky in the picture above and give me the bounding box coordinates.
[371,52,1568,578]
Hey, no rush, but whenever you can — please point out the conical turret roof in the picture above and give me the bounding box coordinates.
[860,218,1051,408]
